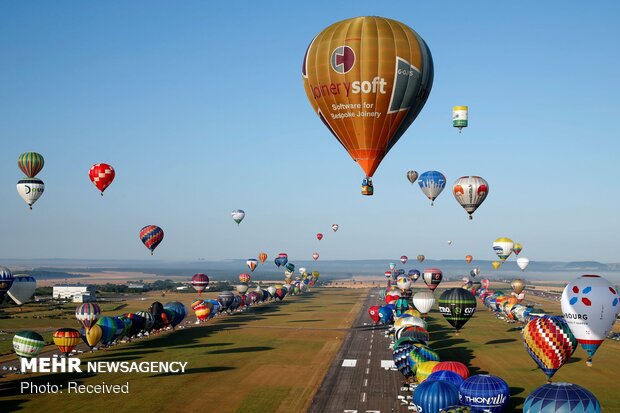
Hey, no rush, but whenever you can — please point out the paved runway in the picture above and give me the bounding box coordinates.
[309,289,411,413]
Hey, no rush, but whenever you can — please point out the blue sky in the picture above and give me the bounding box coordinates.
[1,1,619,263]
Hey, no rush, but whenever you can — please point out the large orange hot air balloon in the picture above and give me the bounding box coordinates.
[303,16,434,195]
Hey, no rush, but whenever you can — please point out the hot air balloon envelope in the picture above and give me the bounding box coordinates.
[303,16,434,194]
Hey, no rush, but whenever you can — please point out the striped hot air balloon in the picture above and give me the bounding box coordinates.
[18,152,44,178]
[13,331,45,359]
[191,273,210,294]
[139,225,164,255]
[96,316,118,346]
[75,302,101,330]
[53,328,81,355]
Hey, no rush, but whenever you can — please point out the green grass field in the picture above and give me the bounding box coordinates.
[1,286,619,412]
[0,288,366,413]
[421,285,620,411]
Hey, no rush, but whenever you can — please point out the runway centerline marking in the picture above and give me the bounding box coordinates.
[361,392,366,402]
[363,378,368,387]
[365,367,369,375]
[367,359,371,365]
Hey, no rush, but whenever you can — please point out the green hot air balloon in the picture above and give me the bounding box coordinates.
[13,331,45,359]
[18,152,45,178]
[438,288,477,334]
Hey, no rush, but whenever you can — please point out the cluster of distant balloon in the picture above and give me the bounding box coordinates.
[11,264,319,360]
[491,237,529,272]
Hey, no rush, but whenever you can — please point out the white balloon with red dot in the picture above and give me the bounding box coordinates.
[560,274,620,364]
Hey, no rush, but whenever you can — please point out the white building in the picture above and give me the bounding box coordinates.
[53,285,96,302]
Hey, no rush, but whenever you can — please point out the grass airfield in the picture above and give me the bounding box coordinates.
[1,284,619,412]
[0,288,366,413]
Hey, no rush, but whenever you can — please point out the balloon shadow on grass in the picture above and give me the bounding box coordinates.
[88,350,162,359]
[508,387,526,411]
[424,317,487,375]
[485,338,517,345]
[207,346,273,355]
[174,342,233,349]
[150,366,235,377]
[288,319,324,323]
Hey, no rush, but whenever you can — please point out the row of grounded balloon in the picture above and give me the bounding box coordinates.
[382,276,512,412]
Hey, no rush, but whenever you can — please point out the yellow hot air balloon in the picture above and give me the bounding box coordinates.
[85,324,103,349]
[52,328,82,355]
[513,243,523,255]
[492,261,501,270]
[303,16,434,195]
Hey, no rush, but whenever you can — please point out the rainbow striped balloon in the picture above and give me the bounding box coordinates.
[75,302,101,330]
[139,225,164,255]
[18,152,44,178]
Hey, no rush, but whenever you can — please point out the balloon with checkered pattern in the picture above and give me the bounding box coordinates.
[89,163,115,195]
[522,315,577,381]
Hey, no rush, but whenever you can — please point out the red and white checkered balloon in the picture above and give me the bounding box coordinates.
[89,163,115,195]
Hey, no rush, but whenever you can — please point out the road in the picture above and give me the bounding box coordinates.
[308,289,410,413]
